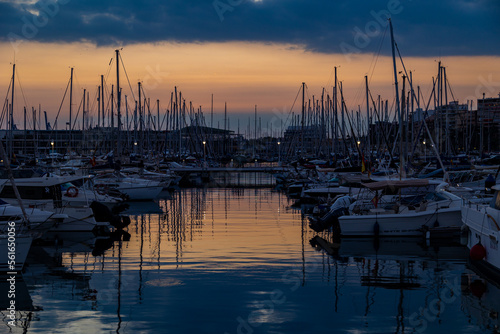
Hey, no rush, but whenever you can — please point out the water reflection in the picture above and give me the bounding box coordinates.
[462,269,500,332]
[9,189,500,333]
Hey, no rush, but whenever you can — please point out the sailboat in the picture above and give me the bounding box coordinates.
[462,185,500,279]
[310,178,463,236]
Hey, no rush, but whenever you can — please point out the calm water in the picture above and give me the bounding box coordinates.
[2,188,500,333]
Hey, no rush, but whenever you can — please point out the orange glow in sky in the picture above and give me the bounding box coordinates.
[1,41,499,130]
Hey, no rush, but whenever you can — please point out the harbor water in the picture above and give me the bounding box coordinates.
[2,188,499,333]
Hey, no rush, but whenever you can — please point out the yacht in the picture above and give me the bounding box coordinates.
[462,185,500,278]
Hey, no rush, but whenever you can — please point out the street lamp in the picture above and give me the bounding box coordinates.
[423,140,426,161]
[50,141,55,165]
[277,141,281,165]
[202,141,206,168]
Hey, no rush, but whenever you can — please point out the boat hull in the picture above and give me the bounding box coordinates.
[462,205,500,273]
[119,186,163,200]
[339,207,462,236]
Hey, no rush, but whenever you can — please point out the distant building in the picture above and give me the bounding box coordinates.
[283,125,325,156]
[477,95,500,152]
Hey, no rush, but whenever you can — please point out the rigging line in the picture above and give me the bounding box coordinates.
[0,80,13,128]
[104,57,113,83]
[351,79,367,112]
[368,25,388,85]
[87,86,99,120]
[49,77,70,136]
[14,67,31,120]
[410,76,439,155]
[283,84,303,135]
[71,92,84,131]
[324,66,336,90]
[368,90,395,164]
[120,54,137,102]
[0,98,8,129]
[445,75,458,103]
[395,43,419,103]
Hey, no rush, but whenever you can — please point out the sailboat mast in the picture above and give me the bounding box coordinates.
[116,49,121,157]
[389,19,403,178]
[9,63,15,158]
[334,67,338,155]
[254,104,257,159]
[101,75,105,128]
[97,84,101,129]
[365,75,370,161]
[138,81,143,156]
[69,67,74,152]
[83,89,86,151]
[301,82,305,157]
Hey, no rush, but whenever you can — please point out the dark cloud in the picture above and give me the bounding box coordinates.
[1,0,499,56]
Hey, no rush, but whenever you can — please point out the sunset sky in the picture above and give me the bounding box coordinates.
[0,0,499,133]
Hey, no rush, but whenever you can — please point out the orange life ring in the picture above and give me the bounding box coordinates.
[65,186,79,198]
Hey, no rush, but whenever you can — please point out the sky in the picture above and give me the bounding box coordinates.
[0,0,499,133]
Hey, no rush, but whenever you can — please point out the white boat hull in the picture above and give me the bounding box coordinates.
[116,186,163,200]
[462,204,500,272]
[49,207,103,233]
[339,207,462,236]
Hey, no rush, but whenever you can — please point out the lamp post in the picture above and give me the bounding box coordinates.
[357,140,361,164]
[277,141,281,166]
[50,141,54,165]
[202,141,206,168]
[423,139,426,161]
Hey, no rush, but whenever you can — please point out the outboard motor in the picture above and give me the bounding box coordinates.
[485,174,496,194]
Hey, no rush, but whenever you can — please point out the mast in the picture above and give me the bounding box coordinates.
[138,81,143,156]
[254,104,257,159]
[83,88,86,131]
[210,94,213,154]
[389,19,403,178]
[23,107,26,154]
[111,84,114,154]
[334,67,338,155]
[401,75,406,164]
[33,107,37,158]
[157,99,160,153]
[365,75,370,161]
[224,102,228,155]
[101,75,105,128]
[321,88,325,155]
[9,63,15,158]
[480,93,484,157]
[97,84,101,129]
[116,49,122,157]
[69,67,73,130]
[125,96,129,149]
[134,100,138,150]
[340,82,345,156]
[83,88,86,152]
[301,82,305,157]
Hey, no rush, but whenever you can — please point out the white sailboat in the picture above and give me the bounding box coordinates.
[92,172,163,200]
[334,179,462,236]
[462,185,500,277]
[0,175,110,233]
